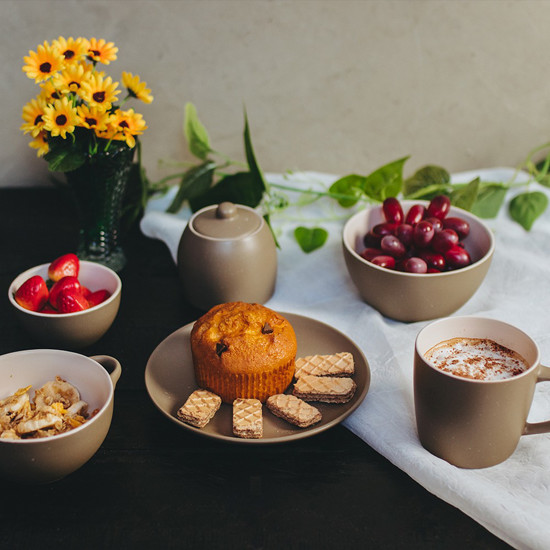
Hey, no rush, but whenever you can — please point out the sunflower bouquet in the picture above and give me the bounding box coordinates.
[21,36,153,173]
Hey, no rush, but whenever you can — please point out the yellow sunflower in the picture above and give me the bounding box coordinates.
[43,96,79,138]
[121,72,154,104]
[29,130,49,157]
[21,97,48,137]
[39,79,63,103]
[87,38,118,65]
[80,73,120,111]
[22,41,64,83]
[76,104,111,133]
[107,108,147,148]
[53,63,93,95]
[52,36,89,65]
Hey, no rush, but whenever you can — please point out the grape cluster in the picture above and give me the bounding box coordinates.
[360,196,472,273]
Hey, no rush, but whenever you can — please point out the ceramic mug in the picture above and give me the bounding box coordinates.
[414,316,550,468]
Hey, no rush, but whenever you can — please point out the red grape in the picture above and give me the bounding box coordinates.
[443,217,470,239]
[361,247,383,261]
[413,220,434,248]
[404,257,428,273]
[396,223,414,247]
[445,246,471,269]
[371,255,396,269]
[382,197,404,224]
[418,250,446,271]
[432,229,459,253]
[381,235,406,258]
[372,222,397,237]
[425,216,443,233]
[427,195,451,220]
[405,204,425,225]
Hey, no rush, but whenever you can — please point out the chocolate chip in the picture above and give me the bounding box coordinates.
[216,342,228,356]
[262,322,273,334]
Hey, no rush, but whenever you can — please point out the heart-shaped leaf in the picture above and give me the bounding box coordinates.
[294,226,328,253]
[509,191,549,230]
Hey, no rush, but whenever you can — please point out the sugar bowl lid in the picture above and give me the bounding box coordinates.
[190,202,262,239]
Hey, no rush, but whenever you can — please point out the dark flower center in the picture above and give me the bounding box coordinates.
[34,115,43,125]
[85,117,97,126]
[69,81,80,89]
[64,49,75,60]
[93,91,105,103]
[119,121,129,129]
[55,114,67,126]
[52,92,61,99]
[40,62,52,74]
[91,49,100,58]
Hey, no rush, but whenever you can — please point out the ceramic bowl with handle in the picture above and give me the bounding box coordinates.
[0,349,121,484]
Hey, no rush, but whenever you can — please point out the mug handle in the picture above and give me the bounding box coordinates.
[90,355,122,388]
[523,364,550,435]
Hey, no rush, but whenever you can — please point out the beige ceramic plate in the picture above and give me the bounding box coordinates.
[145,312,370,444]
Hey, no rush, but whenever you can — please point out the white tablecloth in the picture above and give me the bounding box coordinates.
[141,168,550,550]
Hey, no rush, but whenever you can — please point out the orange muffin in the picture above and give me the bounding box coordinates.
[190,302,297,403]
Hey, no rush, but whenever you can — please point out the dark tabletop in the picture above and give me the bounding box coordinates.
[0,188,511,550]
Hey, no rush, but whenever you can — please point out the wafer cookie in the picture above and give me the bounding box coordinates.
[294,352,354,378]
[266,394,322,428]
[177,389,222,428]
[292,375,356,403]
[233,398,263,438]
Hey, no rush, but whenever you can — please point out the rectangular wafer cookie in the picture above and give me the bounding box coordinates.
[266,394,322,428]
[177,389,222,428]
[233,398,263,439]
[294,352,355,378]
[292,375,356,404]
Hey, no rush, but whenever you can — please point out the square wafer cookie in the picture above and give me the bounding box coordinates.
[294,352,354,378]
[233,398,263,439]
[177,389,222,428]
[266,394,322,428]
[292,375,356,403]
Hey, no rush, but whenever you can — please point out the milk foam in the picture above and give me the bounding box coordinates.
[424,337,529,380]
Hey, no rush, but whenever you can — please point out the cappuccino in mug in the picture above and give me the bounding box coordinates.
[424,337,529,381]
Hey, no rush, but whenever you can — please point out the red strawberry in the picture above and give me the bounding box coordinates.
[56,288,90,313]
[47,253,80,282]
[49,276,81,308]
[80,286,91,299]
[87,289,111,308]
[14,275,49,312]
[41,303,59,314]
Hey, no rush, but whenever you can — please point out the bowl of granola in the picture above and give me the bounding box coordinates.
[0,349,121,484]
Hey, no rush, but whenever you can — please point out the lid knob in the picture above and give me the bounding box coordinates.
[216,202,237,220]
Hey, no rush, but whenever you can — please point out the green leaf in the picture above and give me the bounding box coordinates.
[166,161,217,214]
[184,103,211,160]
[294,226,328,253]
[451,177,480,211]
[44,148,87,172]
[363,156,409,201]
[189,171,264,212]
[470,182,508,218]
[403,165,451,198]
[509,191,549,230]
[243,110,267,194]
[329,174,366,207]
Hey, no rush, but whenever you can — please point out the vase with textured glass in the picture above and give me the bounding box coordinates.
[21,36,153,271]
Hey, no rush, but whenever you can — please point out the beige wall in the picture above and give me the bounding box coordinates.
[4,0,550,188]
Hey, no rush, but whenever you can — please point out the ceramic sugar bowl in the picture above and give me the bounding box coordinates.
[177,202,277,310]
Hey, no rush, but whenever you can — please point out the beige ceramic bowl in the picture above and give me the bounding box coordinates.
[8,260,121,349]
[342,201,495,322]
[0,349,121,484]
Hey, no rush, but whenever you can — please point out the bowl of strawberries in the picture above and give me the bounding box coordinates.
[8,254,121,349]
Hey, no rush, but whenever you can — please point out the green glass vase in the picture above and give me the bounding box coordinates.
[65,143,135,272]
